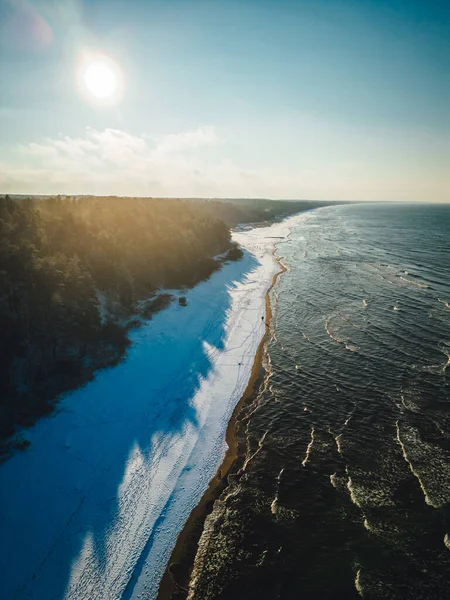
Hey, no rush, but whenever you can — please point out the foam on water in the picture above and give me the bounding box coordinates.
[396,421,450,509]
[354,568,364,597]
[270,467,285,515]
[400,276,429,289]
[301,427,315,467]
[334,433,344,455]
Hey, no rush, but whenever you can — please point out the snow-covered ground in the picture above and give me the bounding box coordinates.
[0,214,303,600]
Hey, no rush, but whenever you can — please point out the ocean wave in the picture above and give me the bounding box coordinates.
[329,472,350,495]
[345,343,360,352]
[354,567,364,598]
[400,393,422,414]
[270,467,285,515]
[396,421,450,509]
[399,276,429,289]
[420,348,450,376]
[344,405,357,426]
[359,262,399,286]
[339,313,362,329]
[242,430,269,472]
[334,433,344,455]
[362,516,397,542]
[302,427,315,467]
[302,332,315,344]
[345,466,395,509]
[325,316,360,352]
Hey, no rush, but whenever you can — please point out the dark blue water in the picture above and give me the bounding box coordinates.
[188,203,450,599]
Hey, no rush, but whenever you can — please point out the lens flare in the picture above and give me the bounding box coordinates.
[77,54,123,104]
[84,61,116,99]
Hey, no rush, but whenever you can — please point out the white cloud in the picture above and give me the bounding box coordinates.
[152,126,220,156]
[0,125,448,201]
[2,126,275,197]
[1,127,220,196]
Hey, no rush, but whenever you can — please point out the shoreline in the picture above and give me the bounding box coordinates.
[0,216,298,600]
[158,244,289,599]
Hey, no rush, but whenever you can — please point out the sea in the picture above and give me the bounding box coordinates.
[187,203,450,600]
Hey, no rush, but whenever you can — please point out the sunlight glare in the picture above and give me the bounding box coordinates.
[78,54,123,104]
[85,61,116,98]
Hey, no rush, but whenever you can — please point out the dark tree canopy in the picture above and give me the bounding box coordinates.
[0,196,230,453]
[0,194,333,454]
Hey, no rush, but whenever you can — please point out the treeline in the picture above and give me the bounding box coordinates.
[0,194,336,454]
[0,195,231,453]
[196,198,333,226]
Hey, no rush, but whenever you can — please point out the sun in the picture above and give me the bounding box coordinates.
[84,61,117,99]
[78,54,123,104]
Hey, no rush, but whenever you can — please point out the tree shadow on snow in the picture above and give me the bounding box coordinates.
[0,249,260,600]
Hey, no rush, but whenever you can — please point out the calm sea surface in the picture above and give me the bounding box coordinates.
[189,203,450,600]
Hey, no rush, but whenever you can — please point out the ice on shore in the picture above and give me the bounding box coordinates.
[0,214,303,600]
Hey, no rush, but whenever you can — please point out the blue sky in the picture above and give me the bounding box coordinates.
[0,0,448,200]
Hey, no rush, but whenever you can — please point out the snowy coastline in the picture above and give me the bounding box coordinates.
[0,213,304,600]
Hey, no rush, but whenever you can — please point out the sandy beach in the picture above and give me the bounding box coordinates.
[158,244,288,599]
[0,214,302,600]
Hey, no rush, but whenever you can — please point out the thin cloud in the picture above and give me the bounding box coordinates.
[3,126,230,196]
[1,126,448,201]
